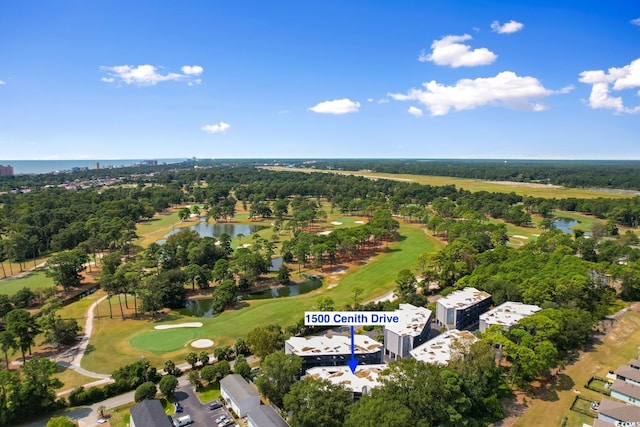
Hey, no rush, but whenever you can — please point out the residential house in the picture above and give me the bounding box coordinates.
[596,398,640,425]
[246,405,290,427]
[615,365,640,386]
[220,374,260,417]
[130,399,173,427]
[611,379,640,407]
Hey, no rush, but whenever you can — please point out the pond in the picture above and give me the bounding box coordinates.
[164,220,268,240]
[270,257,283,271]
[179,278,323,317]
[552,218,579,234]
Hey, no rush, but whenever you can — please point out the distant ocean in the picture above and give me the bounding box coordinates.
[0,159,190,175]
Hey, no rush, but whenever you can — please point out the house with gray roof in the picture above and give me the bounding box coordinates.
[130,399,173,427]
[615,365,640,386]
[611,379,640,407]
[597,398,640,425]
[247,405,290,427]
[220,374,260,417]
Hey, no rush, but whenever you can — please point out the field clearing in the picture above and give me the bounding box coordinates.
[53,365,95,391]
[81,224,442,373]
[0,270,55,295]
[135,210,184,247]
[514,307,640,427]
[57,290,105,320]
[0,254,49,280]
[263,167,635,199]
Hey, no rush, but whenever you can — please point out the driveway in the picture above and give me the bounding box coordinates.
[174,384,234,426]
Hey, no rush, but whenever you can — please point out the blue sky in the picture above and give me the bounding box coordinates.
[0,0,639,160]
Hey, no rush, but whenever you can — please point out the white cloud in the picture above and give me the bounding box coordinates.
[201,122,231,134]
[377,98,389,104]
[419,34,497,68]
[0,80,5,85]
[491,20,524,34]
[389,71,559,116]
[367,98,374,103]
[557,85,575,94]
[408,106,423,117]
[308,98,360,114]
[182,65,203,75]
[100,64,204,86]
[631,17,640,26]
[579,58,640,114]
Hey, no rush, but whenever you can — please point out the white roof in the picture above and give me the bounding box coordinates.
[437,287,491,310]
[410,329,478,365]
[286,334,382,356]
[385,304,432,337]
[305,364,386,394]
[480,301,541,328]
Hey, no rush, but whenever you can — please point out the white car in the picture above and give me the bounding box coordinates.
[215,415,227,423]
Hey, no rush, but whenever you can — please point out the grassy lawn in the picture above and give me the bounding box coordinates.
[0,255,49,279]
[196,383,221,403]
[53,365,96,391]
[514,309,640,427]
[585,377,611,395]
[262,167,635,199]
[131,328,201,353]
[105,398,172,427]
[135,210,183,247]
[82,223,442,373]
[57,290,106,320]
[0,270,55,295]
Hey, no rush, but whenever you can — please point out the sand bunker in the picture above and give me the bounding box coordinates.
[512,235,529,239]
[154,322,203,330]
[355,220,365,224]
[191,339,214,348]
[331,221,343,225]
[318,231,332,235]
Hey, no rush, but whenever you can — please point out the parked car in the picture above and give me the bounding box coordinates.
[209,400,222,410]
[173,415,193,427]
[215,415,227,423]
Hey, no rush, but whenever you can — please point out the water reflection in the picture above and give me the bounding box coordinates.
[179,278,323,317]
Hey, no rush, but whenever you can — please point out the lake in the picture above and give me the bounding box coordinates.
[179,278,323,317]
[552,218,579,234]
[165,220,268,240]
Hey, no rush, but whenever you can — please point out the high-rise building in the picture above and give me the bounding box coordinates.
[0,164,14,176]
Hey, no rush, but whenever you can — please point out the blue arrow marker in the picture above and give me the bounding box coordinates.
[347,325,359,374]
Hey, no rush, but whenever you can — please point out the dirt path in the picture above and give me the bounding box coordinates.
[54,295,111,380]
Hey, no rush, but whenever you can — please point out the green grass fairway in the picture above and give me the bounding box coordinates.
[262,167,635,199]
[0,270,55,295]
[130,328,201,353]
[82,223,442,373]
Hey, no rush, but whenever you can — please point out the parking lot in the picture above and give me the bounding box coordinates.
[173,384,236,426]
